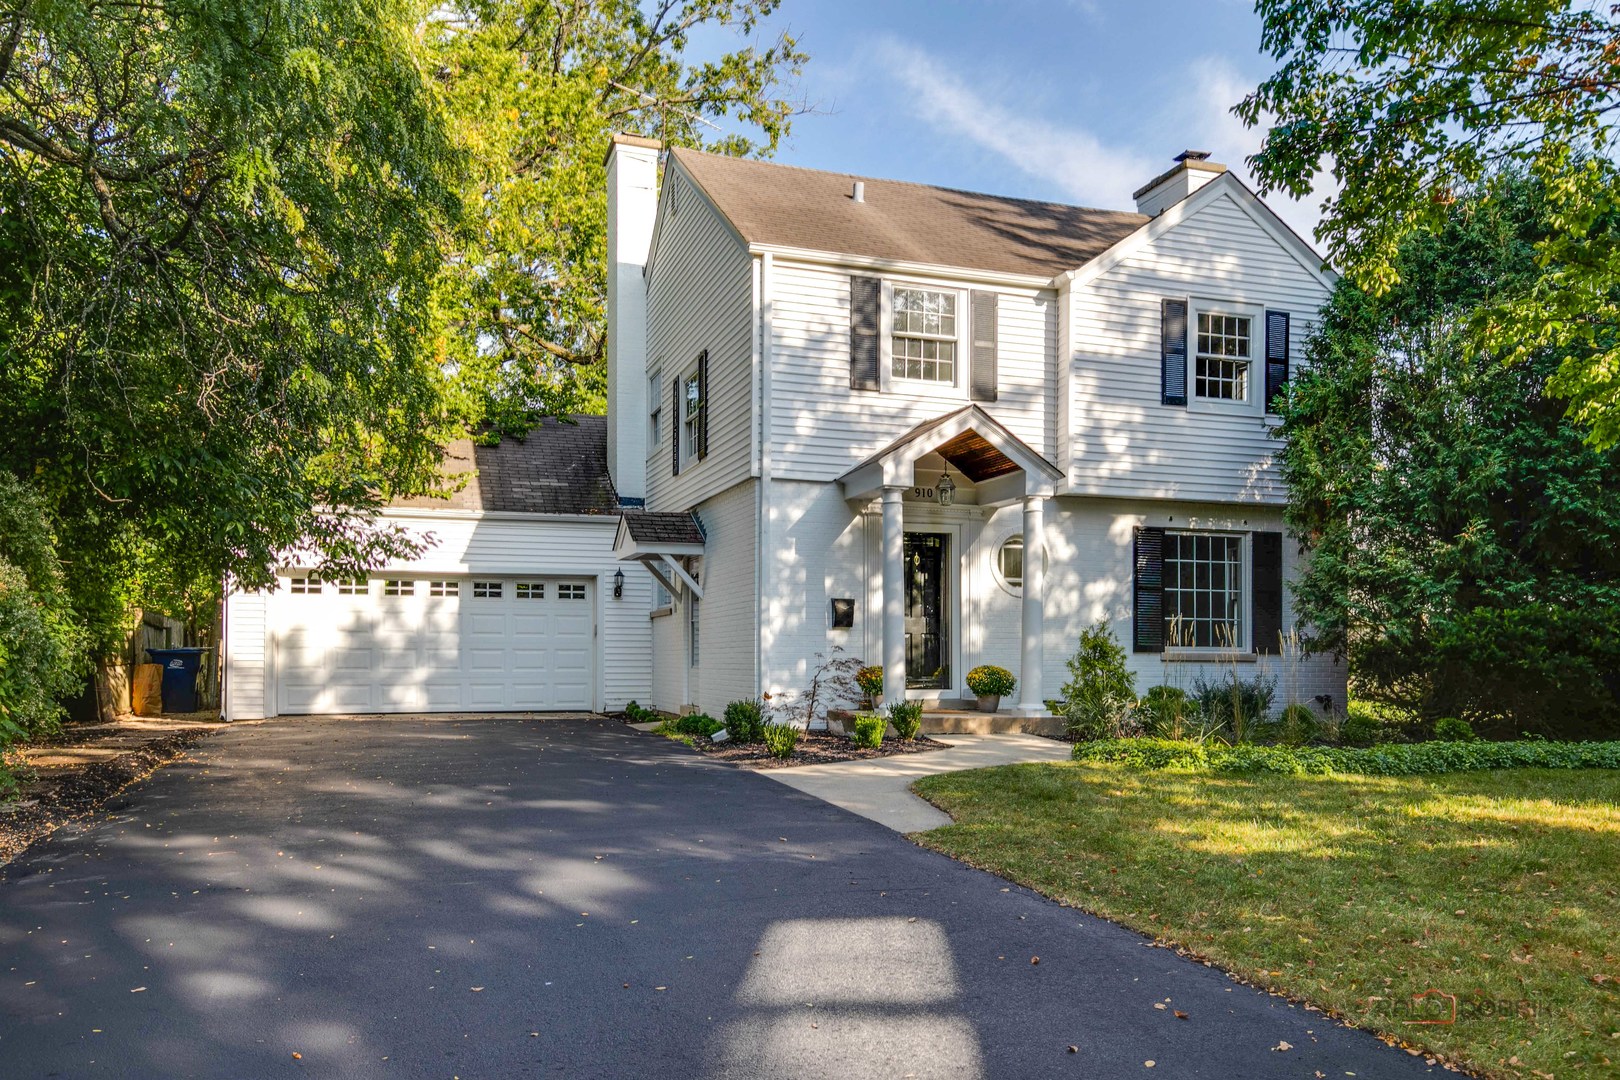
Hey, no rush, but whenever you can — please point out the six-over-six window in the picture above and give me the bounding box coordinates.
[891,287,957,384]
[1195,312,1251,401]
[1164,532,1245,649]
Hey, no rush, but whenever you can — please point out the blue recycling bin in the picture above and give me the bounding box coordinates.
[145,647,210,714]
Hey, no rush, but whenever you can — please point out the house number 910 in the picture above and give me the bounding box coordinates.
[912,486,936,499]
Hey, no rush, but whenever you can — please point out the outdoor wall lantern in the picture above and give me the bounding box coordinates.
[612,568,625,599]
[830,597,854,629]
[936,468,957,507]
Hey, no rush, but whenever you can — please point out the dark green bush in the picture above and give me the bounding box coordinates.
[672,713,722,737]
[1072,737,1620,777]
[1277,703,1322,746]
[1341,700,1422,746]
[851,713,886,749]
[723,698,767,743]
[1136,686,1193,739]
[1191,671,1276,743]
[1058,621,1138,740]
[762,723,801,759]
[887,700,923,740]
[1434,716,1478,742]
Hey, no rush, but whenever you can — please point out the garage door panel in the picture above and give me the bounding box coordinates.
[277,574,595,714]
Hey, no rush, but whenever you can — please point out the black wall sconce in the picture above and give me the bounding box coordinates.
[830,597,854,628]
[612,568,625,599]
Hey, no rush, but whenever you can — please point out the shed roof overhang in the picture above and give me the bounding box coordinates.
[837,405,1063,505]
[614,511,706,601]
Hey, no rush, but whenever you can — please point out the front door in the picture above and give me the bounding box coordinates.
[903,533,948,689]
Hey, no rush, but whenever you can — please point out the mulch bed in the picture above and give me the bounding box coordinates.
[0,720,221,867]
[625,721,951,770]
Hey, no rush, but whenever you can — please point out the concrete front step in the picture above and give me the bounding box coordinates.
[921,710,1067,739]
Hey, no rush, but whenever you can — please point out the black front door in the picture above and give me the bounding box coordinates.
[904,533,948,689]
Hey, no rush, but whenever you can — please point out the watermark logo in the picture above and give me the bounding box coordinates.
[1385,989,1536,1025]
[1404,988,1457,1025]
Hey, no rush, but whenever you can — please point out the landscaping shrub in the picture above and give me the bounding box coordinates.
[1058,621,1138,741]
[624,700,657,723]
[1434,716,1477,742]
[1136,686,1193,739]
[887,699,923,740]
[851,713,886,749]
[723,698,767,743]
[855,665,883,705]
[762,723,801,759]
[1191,671,1276,743]
[1277,703,1322,746]
[671,713,722,738]
[965,665,1016,699]
[1341,699,1422,746]
[1073,737,1620,777]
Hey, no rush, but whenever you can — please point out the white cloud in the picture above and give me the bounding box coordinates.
[871,39,1331,247]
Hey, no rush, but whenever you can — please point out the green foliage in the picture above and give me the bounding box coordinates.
[1241,2,1620,446]
[1434,717,1478,743]
[1135,685,1194,740]
[1058,621,1138,741]
[1275,176,1620,738]
[1191,672,1276,744]
[0,474,87,743]
[623,700,659,722]
[966,665,1016,698]
[670,713,721,737]
[429,0,807,435]
[723,698,766,743]
[1339,705,1383,749]
[1277,704,1322,747]
[850,713,886,749]
[886,700,923,741]
[855,666,883,701]
[761,722,800,759]
[1074,737,1620,778]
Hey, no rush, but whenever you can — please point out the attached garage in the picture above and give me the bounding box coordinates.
[222,418,657,720]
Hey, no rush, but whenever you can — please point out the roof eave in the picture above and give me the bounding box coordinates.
[745,243,1056,290]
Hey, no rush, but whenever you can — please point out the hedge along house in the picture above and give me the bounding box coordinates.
[222,138,1346,722]
[607,137,1344,721]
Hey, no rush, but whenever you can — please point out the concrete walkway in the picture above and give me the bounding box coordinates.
[762,733,1074,832]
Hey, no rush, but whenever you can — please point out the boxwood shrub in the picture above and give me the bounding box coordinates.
[1071,737,1620,777]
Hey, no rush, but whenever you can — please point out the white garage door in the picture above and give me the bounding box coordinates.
[275,575,595,714]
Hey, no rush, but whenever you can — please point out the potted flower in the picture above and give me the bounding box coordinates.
[855,665,883,710]
[966,665,1016,712]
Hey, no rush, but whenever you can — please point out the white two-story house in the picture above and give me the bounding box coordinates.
[221,135,1344,723]
[607,134,1343,719]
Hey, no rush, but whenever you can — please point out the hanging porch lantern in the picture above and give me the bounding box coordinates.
[936,467,957,507]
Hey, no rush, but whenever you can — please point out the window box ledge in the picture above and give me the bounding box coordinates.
[650,606,673,620]
[1162,650,1258,664]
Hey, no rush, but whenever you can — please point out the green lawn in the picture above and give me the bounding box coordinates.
[912,762,1620,1079]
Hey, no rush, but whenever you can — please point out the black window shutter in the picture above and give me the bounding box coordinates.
[696,349,709,459]
[1252,531,1283,654]
[849,275,881,391]
[1264,311,1290,413]
[970,290,998,402]
[671,374,680,477]
[1133,526,1166,653]
[1161,299,1188,406]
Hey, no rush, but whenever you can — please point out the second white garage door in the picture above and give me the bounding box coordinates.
[276,575,595,714]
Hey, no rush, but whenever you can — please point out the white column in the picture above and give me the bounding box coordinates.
[1017,494,1046,714]
[880,487,907,709]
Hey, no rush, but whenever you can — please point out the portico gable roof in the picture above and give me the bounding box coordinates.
[838,405,1062,504]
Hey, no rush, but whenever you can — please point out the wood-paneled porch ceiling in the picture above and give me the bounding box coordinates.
[933,430,1021,482]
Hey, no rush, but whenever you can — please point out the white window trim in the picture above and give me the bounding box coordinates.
[1188,297,1263,415]
[1161,529,1251,654]
[880,279,970,399]
[992,533,1025,596]
[648,372,663,449]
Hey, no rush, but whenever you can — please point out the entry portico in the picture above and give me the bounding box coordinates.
[837,406,1062,715]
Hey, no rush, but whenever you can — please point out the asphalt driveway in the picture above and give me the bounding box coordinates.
[0,716,1443,1079]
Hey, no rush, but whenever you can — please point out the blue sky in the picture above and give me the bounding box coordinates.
[694,0,1324,239]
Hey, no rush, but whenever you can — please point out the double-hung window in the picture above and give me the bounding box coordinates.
[1194,312,1251,402]
[1163,532,1246,649]
[891,287,958,384]
[682,372,702,464]
[648,373,662,448]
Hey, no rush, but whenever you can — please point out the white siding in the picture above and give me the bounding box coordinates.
[692,479,758,715]
[645,170,755,511]
[230,512,653,716]
[768,260,1058,482]
[1067,191,1332,504]
[224,587,268,720]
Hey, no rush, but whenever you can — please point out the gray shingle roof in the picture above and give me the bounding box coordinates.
[671,147,1149,279]
[620,511,704,546]
[390,416,618,516]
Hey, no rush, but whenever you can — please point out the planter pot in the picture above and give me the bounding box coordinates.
[976,694,1001,713]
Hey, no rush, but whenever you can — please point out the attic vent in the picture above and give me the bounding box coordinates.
[851,180,865,203]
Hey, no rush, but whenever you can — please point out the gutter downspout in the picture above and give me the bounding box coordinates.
[756,252,774,703]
